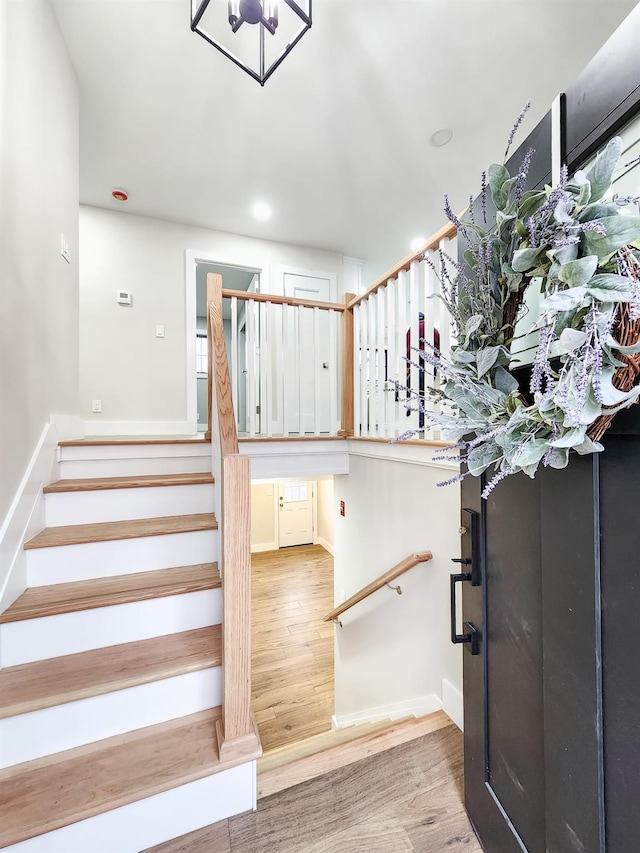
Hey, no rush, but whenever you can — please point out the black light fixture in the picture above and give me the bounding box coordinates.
[191,0,312,86]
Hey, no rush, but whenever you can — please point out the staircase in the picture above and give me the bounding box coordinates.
[0,439,259,853]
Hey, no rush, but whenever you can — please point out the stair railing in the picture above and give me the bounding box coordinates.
[323,550,433,627]
[207,272,261,762]
[219,288,347,438]
[345,223,457,441]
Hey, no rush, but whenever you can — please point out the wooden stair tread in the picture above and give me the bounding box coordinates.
[24,513,217,550]
[44,472,214,493]
[0,563,220,624]
[0,626,222,719]
[59,437,211,446]
[0,707,257,849]
[258,716,411,771]
[257,710,453,799]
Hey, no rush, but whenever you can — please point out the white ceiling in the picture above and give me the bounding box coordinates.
[53,0,638,283]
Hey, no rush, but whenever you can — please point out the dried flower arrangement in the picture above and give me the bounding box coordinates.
[403,106,640,498]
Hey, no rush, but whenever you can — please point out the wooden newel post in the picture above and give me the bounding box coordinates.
[340,292,356,438]
[205,274,221,441]
[216,452,259,760]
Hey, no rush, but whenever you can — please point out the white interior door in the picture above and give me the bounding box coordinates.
[278,480,313,547]
[277,266,337,435]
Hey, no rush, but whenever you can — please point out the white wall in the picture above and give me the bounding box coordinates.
[315,477,334,555]
[250,483,277,553]
[333,443,462,727]
[79,206,344,431]
[0,0,79,603]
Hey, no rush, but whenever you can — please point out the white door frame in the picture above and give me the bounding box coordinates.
[184,249,262,434]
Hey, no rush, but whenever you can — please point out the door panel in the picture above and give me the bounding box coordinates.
[278,481,313,547]
[461,10,640,851]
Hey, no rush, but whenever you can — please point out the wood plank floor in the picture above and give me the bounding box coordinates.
[251,545,334,753]
[144,724,481,853]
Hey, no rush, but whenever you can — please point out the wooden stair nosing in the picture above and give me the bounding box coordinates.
[24,513,218,550]
[44,472,214,494]
[0,707,255,850]
[0,625,222,719]
[256,711,454,799]
[0,563,220,624]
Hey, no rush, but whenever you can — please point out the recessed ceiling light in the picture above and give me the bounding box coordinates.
[252,201,272,221]
[430,128,453,148]
[411,237,426,253]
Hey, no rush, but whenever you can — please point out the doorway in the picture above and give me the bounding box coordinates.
[250,476,335,752]
[186,254,260,433]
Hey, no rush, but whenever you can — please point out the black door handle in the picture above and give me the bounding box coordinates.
[450,572,480,655]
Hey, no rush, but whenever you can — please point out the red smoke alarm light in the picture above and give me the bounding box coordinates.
[112,189,128,202]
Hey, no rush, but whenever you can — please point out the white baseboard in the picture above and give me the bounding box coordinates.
[0,420,59,614]
[51,413,83,443]
[314,535,334,556]
[251,541,278,554]
[442,678,464,731]
[332,693,442,729]
[82,420,193,437]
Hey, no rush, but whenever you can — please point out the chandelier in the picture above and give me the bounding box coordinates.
[191,0,312,86]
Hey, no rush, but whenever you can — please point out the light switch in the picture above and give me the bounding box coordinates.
[156,325,165,338]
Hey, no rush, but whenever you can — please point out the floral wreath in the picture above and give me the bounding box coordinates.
[404,106,640,498]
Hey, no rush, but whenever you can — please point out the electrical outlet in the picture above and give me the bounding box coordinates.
[91,400,102,413]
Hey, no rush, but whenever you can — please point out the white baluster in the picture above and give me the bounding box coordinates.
[354,303,362,436]
[385,281,397,437]
[377,286,386,438]
[368,293,377,435]
[360,298,369,436]
[408,261,420,434]
[438,236,453,360]
[230,296,239,425]
[260,301,270,437]
[274,302,285,436]
[313,306,321,436]
[247,298,256,438]
[396,270,408,436]
[329,309,338,435]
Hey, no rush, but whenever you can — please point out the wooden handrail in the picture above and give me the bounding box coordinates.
[348,221,457,310]
[323,550,433,623]
[222,287,345,313]
[207,272,260,763]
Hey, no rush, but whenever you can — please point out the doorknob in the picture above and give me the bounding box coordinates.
[450,572,480,655]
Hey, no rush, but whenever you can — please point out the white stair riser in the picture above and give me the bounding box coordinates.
[0,588,222,666]
[59,456,212,479]
[0,667,222,768]
[45,484,215,526]
[3,761,256,852]
[59,444,211,462]
[26,529,217,586]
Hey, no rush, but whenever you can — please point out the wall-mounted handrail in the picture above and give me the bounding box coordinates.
[221,287,345,313]
[323,550,433,625]
[208,272,260,762]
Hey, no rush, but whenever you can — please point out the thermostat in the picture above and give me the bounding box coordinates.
[117,290,132,306]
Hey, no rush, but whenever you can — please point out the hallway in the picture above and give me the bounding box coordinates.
[251,544,335,752]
